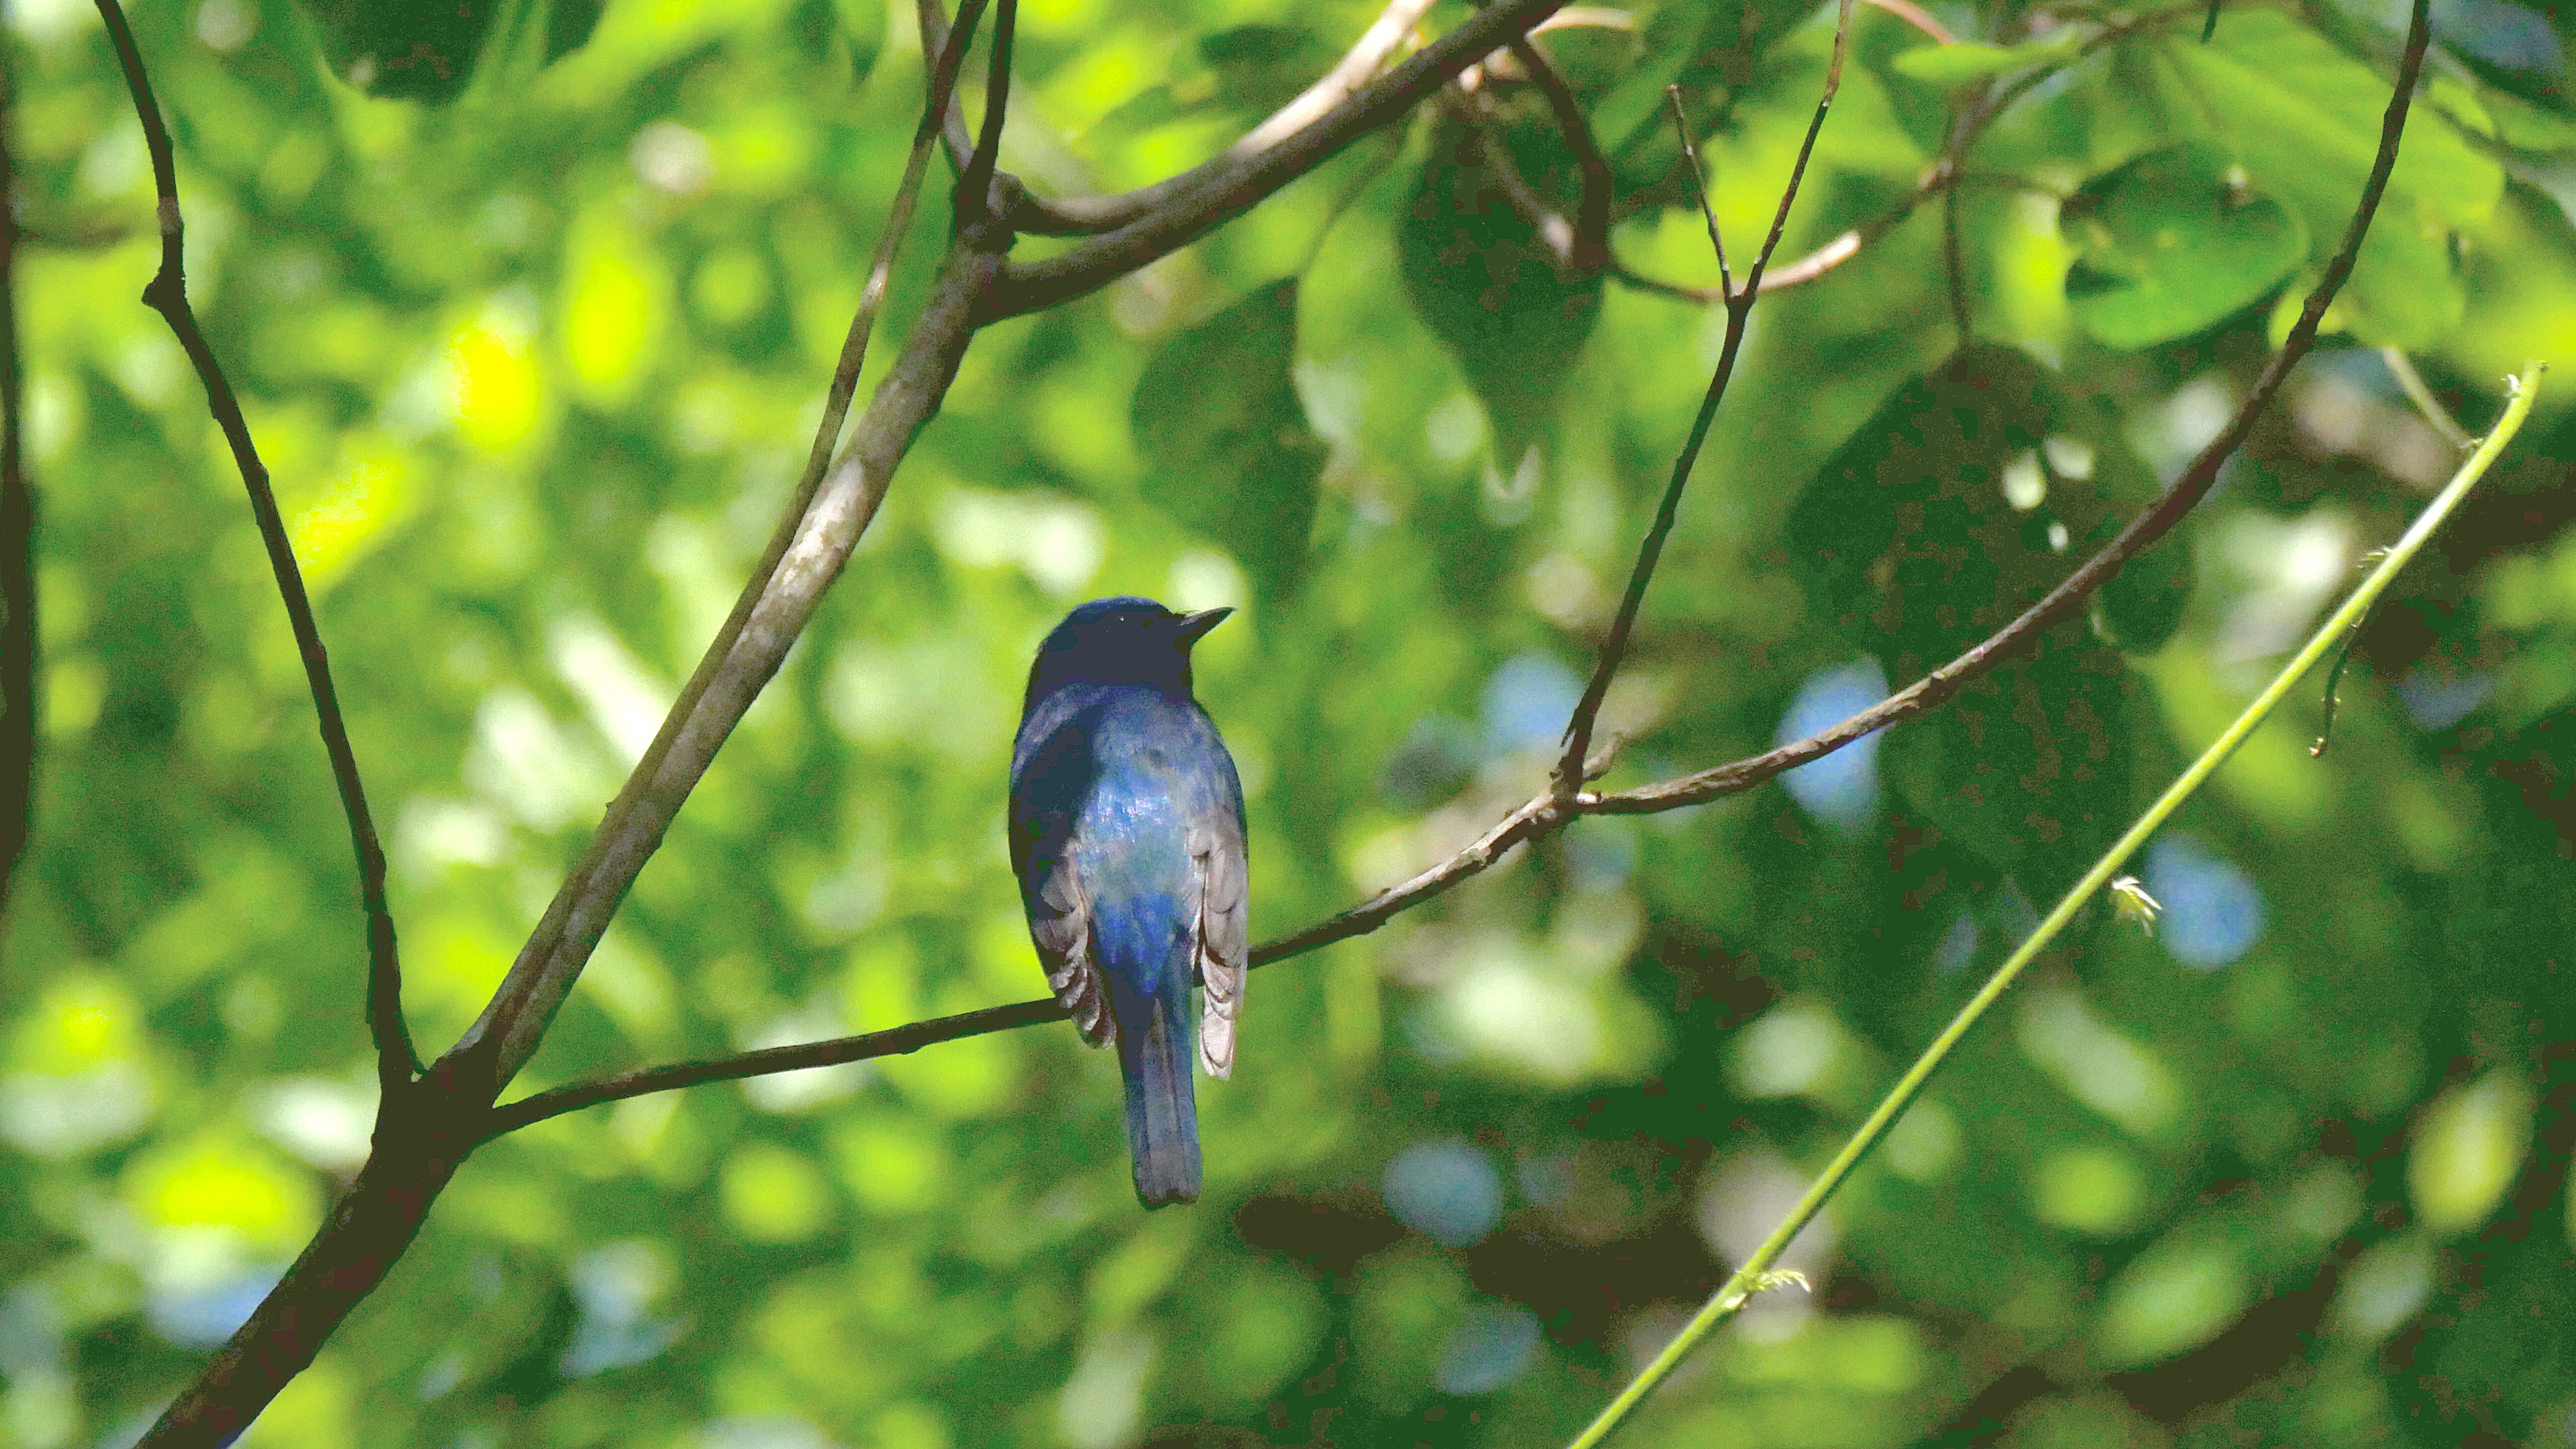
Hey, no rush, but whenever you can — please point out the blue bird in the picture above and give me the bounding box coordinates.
[1010,597,1248,1208]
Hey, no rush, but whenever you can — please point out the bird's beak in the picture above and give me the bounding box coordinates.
[1173,607,1233,647]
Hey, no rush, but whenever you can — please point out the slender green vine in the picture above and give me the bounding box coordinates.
[1564,360,2544,1449]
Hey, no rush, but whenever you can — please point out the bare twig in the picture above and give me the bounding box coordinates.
[89,0,416,1089]
[1452,95,1581,268]
[1511,36,1610,269]
[0,25,34,922]
[916,0,981,180]
[1668,87,1730,297]
[630,0,990,900]
[955,0,1016,231]
[1867,0,1956,44]
[1553,0,1858,796]
[1620,25,2098,307]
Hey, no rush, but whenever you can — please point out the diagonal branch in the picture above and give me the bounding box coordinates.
[984,0,1570,317]
[89,0,417,1091]
[954,0,1016,231]
[437,0,994,1104]
[1553,0,1858,796]
[967,0,1441,237]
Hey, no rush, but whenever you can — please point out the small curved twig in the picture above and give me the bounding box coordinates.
[89,0,417,1090]
[1511,36,1611,270]
[1617,23,2109,307]
[1552,0,1859,795]
[955,0,1016,233]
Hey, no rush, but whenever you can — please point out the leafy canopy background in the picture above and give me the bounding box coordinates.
[5,0,2576,1444]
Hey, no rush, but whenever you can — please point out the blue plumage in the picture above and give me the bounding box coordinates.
[1010,597,1248,1208]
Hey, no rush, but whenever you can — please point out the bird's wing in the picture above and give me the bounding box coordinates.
[1013,702,1116,1051]
[1030,852,1113,1048]
[1191,806,1249,1079]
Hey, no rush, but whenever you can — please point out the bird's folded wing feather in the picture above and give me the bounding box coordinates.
[1192,816,1248,1078]
[1031,853,1112,1049]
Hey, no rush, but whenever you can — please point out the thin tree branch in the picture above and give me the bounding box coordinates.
[445,241,1002,1097]
[1668,87,1730,296]
[1453,95,1581,269]
[1553,0,1858,796]
[89,0,416,1089]
[983,0,1570,318]
[0,23,34,923]
[1511,36,1609,270]
[955,0,1015,231]
[482,0,2443,1132]
[2381,345,2473,449]
[484,997,1064,1138]
[917,0,980,181]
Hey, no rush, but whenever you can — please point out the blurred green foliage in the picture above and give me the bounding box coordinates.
[6,0,2576,1445]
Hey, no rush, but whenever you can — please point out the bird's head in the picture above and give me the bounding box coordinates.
[1024,596,1232,708]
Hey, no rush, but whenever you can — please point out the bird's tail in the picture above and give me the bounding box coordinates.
[1110,975,1200,1208]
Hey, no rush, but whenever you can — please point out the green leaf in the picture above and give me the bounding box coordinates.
[1133,280,1330,604]
[1880,640,2141,895]
[1890,33,2083,87]
[2062,144,2307,348]
[2165,9,2500,347]
[1398,107,1605,475]
[294,0,506,101]
[2092,527,2194,655]
[1788,347,2148,889]
[1788,345,2070,668]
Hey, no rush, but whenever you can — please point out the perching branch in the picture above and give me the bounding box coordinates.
[88,0,417,1092]
[485,0,2440,1136]
[1554,0,1859,796]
